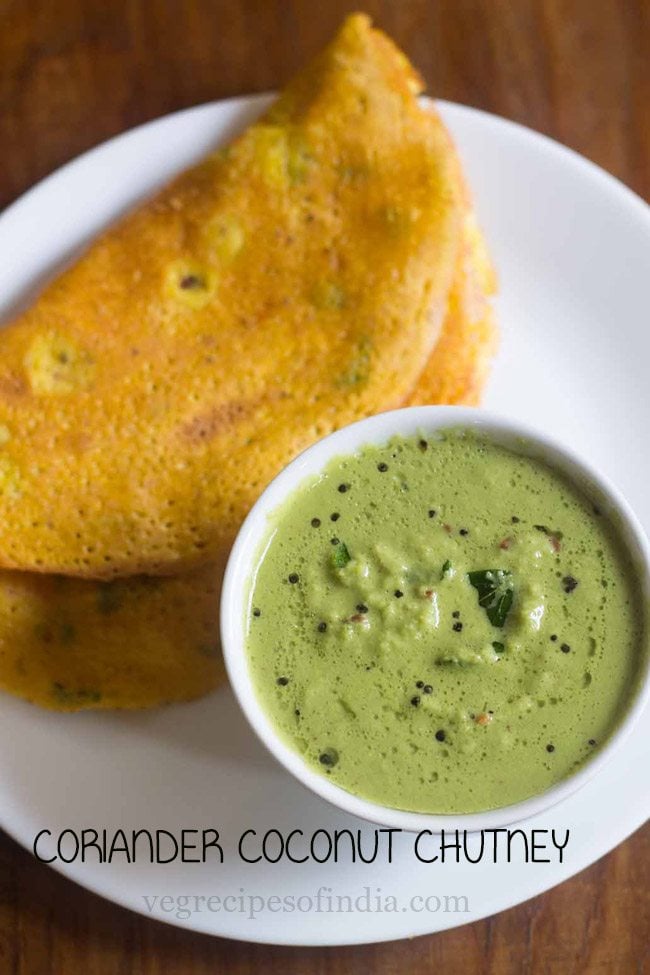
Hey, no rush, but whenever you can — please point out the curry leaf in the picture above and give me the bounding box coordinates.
[468,569,514,628]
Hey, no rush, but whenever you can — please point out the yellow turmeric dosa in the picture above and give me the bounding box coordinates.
[0,563,225,710]
[406,208,497,407]
[0,202,494,713]
[0,14,497,713]
[0,13,463,579]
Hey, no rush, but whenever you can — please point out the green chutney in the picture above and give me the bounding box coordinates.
[246,432,645,813]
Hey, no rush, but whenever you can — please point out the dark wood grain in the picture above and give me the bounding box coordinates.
[0,1,648,972]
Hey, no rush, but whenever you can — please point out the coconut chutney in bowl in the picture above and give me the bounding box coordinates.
[221,407,650,831]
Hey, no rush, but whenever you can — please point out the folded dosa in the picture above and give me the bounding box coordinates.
[0,13,462,578]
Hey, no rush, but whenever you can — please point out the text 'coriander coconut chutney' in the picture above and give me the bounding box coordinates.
[245,432,645,813]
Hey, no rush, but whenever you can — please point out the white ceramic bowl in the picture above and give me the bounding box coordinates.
[221,406,650,831]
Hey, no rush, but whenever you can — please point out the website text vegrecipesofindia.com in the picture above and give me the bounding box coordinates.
[141,887,472,922]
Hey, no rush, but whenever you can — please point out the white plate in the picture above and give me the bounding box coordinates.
[0,94,648,946]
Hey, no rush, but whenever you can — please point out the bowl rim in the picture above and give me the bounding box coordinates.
[220,406,650,832]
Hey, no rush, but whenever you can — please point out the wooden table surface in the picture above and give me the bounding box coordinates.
[0,1,648,972]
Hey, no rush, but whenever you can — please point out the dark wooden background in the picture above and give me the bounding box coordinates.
[0,1,648,972]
